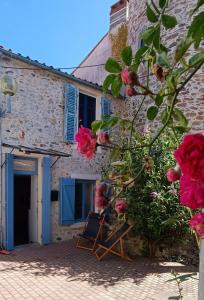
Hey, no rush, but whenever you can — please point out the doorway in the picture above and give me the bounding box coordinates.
[14,175,31,245]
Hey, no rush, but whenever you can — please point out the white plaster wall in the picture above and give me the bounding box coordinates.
[73,33,112,86]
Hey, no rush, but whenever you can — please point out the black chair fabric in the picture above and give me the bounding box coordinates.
[97,222,130,248]
[82,212,101,238]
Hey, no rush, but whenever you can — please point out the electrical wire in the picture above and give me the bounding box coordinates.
[0,63,106,71]
[0,63,151,80]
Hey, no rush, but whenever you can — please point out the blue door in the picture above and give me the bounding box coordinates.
[42,157,51,245]
[5,153,14,250]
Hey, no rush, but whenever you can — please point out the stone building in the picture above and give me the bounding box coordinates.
[127,0,204,132]
[0,47,124,250]
[73,0,129,85]
[74,1,204,297]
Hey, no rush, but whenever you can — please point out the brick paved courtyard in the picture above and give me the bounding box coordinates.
[0,240,198,300]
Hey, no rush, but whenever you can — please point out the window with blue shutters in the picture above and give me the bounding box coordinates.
[59,178,95,225]
[79,93,96,128]
[64,84,79,143]
[101,97,111,119]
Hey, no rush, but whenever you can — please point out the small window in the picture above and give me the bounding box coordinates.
[79,93,96,128]
[74,180,95,221]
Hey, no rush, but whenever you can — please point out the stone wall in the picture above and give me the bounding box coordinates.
[0,53,125,242]
[127,0,204,133]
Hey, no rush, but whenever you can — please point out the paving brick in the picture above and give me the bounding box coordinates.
[0,240,198,300]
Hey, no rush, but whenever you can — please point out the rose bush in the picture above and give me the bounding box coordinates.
[174,133,204,181]
[166,168,181,182]
[189,213,204,238]
[115,199,128,214]
[75,127,97,160]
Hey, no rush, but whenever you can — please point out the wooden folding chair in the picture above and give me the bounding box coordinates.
[94,222,133,261]
[75,212,104,251]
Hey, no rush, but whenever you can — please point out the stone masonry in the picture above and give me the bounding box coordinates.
[128,0,204,132]
[0,49,125,242]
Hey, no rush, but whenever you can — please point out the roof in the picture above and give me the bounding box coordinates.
[0,47,103,91]
[72,33,108,74]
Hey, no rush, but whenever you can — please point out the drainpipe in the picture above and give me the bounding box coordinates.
[0,60,17,248]
[199,235,204,299]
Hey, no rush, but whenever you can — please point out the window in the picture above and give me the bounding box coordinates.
[59,178,95,225]
[79,93,96,128]
[75,180,94,221]
[64,83,111,143]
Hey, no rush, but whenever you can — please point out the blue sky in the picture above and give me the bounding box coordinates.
[0,0,116,71]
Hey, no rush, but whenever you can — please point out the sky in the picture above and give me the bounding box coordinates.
[0,0,116,72]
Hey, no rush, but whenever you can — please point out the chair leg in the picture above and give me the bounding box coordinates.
[75,237,95,251]
[95,246,110,261]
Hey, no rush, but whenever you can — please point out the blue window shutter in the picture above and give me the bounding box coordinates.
[59,178,75,225]
[101,97,111,119]
[5,153,14,251]
[64,83,79,142]
[42,157,51,245]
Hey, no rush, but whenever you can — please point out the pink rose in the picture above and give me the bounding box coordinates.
[174,133,204,180]
[121,69,131,85]
[95,182,106,196]
[95,196,107,209]
[166,168,180,182]
[120,69,139,85]
[126,85,137,97]
[189,213,204,238]
[97,131,109,145]
[115,199,128,214]
[179,175,204,209]
[75,127,97,160]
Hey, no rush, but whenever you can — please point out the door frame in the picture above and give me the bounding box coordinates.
[5,154,38,250]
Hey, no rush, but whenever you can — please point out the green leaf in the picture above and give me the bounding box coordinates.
[161,108,169,124]
[121,46,132,66]
[91,120,103,133]
[141,26,157,45]
[157,52,169,67]
[192,0,204,14]
[174,37,193,62]
[166,75,176,91]
[155,94,164,106]
[106,115,120,128]
[146,4,158,23]
[153,26,160,49]
[189,52,204,66]
[159,0,167,8]
[167,273,197,283]
[161,15,177,29]
[105,58,122,73]
[160,43,168,53]
[110,147,121,160]
[103,74,116,94]
[173,126,189,134]
[188,12,204,48]
[133,46,148,71]
[147,106,159,120]
[111,76,122,97]
[173,108,188,128]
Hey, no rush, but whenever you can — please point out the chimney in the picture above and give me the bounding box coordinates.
[110,0,129,30]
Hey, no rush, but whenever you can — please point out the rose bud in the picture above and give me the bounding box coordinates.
[98,131,109,145]
[129,71,140,86]
[152,64,165,81]
[126,85,137,97]
[166,168,181,182]
[121,69,130,85]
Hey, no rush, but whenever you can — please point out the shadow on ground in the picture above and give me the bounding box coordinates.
[0,240,198,288]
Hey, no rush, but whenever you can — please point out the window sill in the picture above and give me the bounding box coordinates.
[70,221,85,229]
